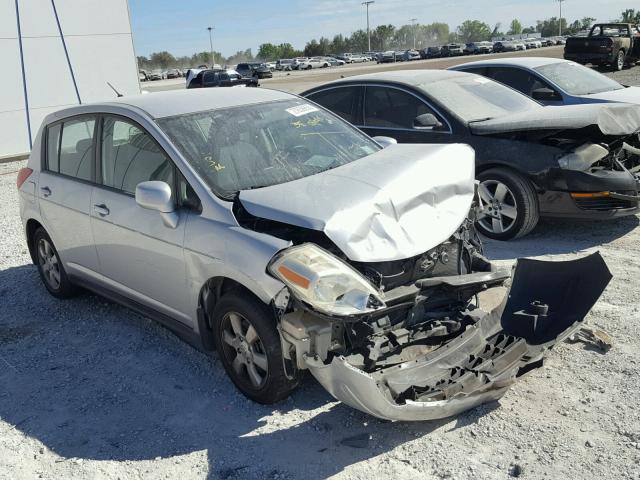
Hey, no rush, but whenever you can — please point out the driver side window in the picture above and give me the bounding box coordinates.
[484,67,554,97]
[364,86,436,129]
[100,116,174,195]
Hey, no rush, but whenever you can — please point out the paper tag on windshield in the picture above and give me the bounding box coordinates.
[286,104,319,117]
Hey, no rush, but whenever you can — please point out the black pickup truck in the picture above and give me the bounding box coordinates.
[565,23,640,71]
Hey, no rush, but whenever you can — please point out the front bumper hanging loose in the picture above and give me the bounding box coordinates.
[305,252,612,421]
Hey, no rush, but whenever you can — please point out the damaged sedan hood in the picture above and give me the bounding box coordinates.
[239,143,475,262]
[469,103,640,136]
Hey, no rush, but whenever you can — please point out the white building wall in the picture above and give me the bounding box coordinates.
[0,0,140,159]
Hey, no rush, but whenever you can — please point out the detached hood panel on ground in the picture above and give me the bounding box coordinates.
[470,103,640,136]
[239,143,475,262]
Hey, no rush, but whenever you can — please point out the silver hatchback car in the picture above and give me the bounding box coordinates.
[18,88,611,421]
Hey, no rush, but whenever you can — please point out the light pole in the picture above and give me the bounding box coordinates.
[557,0,565,36]
[410,18,417,50]
[207,26,215,67]
[362,1,374,51]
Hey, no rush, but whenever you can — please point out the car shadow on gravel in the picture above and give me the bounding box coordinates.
[0,264,495,479]
[483,215,639,260]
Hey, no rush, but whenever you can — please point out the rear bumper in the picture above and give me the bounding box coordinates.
[564,52,615,64]
[306,253,611,421]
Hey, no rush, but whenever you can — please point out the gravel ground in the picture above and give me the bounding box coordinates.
[2,68,640,480]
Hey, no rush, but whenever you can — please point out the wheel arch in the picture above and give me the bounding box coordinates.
[197,276,275,351]
[476,163,543,192]
[25,218,44,264]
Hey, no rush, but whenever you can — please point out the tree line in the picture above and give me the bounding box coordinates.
[137,9,640,69]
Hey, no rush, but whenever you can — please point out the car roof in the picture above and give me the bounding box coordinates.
[450,56,569,70]
[310,69,471,89]
[56,88,293,120]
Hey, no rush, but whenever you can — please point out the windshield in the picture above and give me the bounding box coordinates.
[157,99,380,196]
[422,75,540,123]
[535,62,624,95]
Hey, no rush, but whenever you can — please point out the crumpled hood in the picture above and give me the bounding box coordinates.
[470,103,640,136]
[238,143,476,262]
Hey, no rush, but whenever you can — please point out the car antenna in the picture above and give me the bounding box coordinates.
[107,82,123,98]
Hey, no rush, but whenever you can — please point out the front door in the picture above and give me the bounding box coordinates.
[360,85,453,144]
[37,116,101,280]
[90,115,191,324]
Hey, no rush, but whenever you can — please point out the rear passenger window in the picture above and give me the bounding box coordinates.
[484,67,550,97]
[46,118,95,181]
[364,86,434,129]
[307,86,361,123]
[46,123,61,173]
[100,117,174,195]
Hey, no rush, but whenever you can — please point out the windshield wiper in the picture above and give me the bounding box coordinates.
[468,117,494,123]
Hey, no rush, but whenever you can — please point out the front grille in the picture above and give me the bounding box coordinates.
[574,192,637,211]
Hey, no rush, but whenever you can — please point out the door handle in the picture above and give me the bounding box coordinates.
[93,204,110,216]
[40,186,51,197]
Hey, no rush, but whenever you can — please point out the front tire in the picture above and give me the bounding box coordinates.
[212,293,299,404]
[476,168,540,240]
[33,227,78,298]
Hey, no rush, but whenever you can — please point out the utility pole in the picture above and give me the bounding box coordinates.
[362,1,374,51]
[410,18,418,49]
[557,0,565,36]
[207,26,215,67]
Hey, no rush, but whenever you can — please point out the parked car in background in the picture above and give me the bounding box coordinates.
[564,23,640,71]
[147,69,163,81]
[186,69,258,88]
[441,44,464,57]
[264,62,277,71]
[17,88,612,421]
[291,57,309,70]
[525,39,542,49]
[421,46,441,58]
[493,41,517,53]
[403,49,421,61]
[325,57,345,67]
[138,70,148,82]
[451,57,640,106]
[377,51,396,63]
[303,70,640,240]
[276,59,294,71]
[464,41,493,54]
[512,41,527,51]
[297,57,329,69]
[166,69,181,79]
[236,63,273,79]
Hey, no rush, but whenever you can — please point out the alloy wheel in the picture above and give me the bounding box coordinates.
[617,51,625,71]
[220,312,269,389]
[477,180,519,235]
[37,238,61,290]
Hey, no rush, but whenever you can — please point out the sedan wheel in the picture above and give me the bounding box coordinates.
[477,180,518,236]
[38,238,61,290]
[475,168,540,241]
[220,311,269,389]
[212,293,299,404]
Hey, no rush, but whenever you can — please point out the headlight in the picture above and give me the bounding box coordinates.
[268,244,385,316]
[558,143,609,171]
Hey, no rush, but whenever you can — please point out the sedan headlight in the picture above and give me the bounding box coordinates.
[558,143,609,171]
[268,244,385,316]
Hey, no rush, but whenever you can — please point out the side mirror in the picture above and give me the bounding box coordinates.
[531,87,561,102]
[413,113,444,130]
[372,136,398,148]
[135,181,178,228]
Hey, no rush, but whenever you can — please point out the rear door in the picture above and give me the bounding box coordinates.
[305,85,364,125]
[90,114,192,324]
[38,116,101,280]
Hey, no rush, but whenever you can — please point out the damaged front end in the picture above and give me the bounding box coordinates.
[272,226,612,421]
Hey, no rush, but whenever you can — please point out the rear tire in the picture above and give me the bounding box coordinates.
[476,168,540,241]
[33,227,78,298]
[212,293,299,404]
[613,50,625,71]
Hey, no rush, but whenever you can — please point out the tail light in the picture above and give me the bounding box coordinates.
[16,167,33,189]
